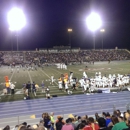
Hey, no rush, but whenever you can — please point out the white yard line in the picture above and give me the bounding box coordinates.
[27,71,33,83]
[10,68,16,81]
[50,67,62,74]
[40,69,58,85]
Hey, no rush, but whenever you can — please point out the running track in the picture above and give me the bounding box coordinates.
[0,91,130,128]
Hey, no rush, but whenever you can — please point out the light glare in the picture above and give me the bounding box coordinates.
[86,12,102,32]
[7,8,26,31]
[68,29,72,32]
[100,29,105,32]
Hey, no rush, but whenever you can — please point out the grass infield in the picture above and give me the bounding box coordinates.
[0,60,130,102]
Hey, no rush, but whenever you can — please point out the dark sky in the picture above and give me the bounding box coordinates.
[0,0,130,51]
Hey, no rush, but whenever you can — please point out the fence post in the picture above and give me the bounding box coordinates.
[18,116,19,125]
[62,110,64,119]
[113,104,116,111]
[100,105,102,115]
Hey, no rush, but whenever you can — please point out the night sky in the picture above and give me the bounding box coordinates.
[0,0,130,51]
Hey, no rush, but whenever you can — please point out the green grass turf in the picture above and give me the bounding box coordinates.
[0,60,130,102]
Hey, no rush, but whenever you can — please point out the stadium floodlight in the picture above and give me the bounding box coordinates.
[68,28,73,48]
[86,12,102,32]
[7,7,26,31]
[86,12,102,49]
[7,7,26,51]
[68,29,72,32]
[100,29,105,32]
[100,29,105,49]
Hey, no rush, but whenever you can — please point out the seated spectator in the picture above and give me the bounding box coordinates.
[102,112,107,119]
[111,115,119,127]
[111,113,128,130]
[75,116,82,129]
[61,118,74,130]
[95,113,100,122]
[76,120,88,130]
[106,112,112,127]
[3,125,10,130]
[79,123,86,130]
[39,119,44,127]
[88,117,99,130]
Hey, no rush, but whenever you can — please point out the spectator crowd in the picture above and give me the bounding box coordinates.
[2,109,130,130]
[0,49,130,65]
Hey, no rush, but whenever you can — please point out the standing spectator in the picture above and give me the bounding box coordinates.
[26,81,31,94]
[10,83,15,95]
[32,82,36,96]
[45,86,52,99]
[22,83,26,94]
[41,81,45,93]
[3,87,7,95]
[5,81,10,94]
[43,113,51,130]
[56,116,65,130]
[35,84,39,91]
[50,112,55,128]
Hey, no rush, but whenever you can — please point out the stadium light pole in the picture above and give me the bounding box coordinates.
[86,12,102,49]
[68,28,72,48]
[7,7,26,51]
[100,29,105,49]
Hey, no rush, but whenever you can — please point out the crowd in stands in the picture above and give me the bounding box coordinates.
[2,110,130,130]
[0,49,130,65]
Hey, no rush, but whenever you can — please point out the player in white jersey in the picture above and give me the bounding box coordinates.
[64,64,67,70]
[98,72,101,79]
[95,72,98,77]
[117,78,122,91]
[58,80,62,90]
[102,76,106,88]
[126,75,130,85]
[108,74,112,79]
[69,72,73,84]
[83,79,89,93]
[113,74,116,78]
[90,78,95,93]
[79,78,84,88]
[83,80,87,93]
[109,78,113,87]
[56,63,60,69]
[83,71,88,78]
[95,77,100,88]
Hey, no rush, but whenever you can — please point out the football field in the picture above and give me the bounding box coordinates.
[0,60,130,102]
